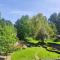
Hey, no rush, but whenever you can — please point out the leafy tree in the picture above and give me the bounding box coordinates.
[57,13,60,34]
[15,15,32,40]
[31,13,54,42]
[0,19,17,55]
[49,13,60,35]
[15,13,54,43]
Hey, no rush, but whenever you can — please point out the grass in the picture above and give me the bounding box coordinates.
[49,42,60,44]
[47,41,60,45]
[11,47,60,60]
[45,39,55,43]
[26,37,39,43]
[45,39,60,45]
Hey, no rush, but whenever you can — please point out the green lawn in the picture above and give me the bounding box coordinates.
[11,47,60,60]
[49,42,60,45]
[45,39,60,45]
[26,37,39,43]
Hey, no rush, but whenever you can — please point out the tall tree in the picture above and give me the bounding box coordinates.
[15,15,32,40]
[49,13,60,34]
[15,13,54,43]
[0,19,17,55]
[31,13,54,42]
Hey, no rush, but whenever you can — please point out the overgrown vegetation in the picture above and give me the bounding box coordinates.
[0,19,17,55]
[15,13,55,43]
[0,12,60,59]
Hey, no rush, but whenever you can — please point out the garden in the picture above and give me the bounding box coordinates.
[0,13,60,60]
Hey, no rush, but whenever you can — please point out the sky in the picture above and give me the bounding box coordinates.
[0,0,60,23]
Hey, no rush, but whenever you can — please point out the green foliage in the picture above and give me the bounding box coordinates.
[11,47,60,60]
[49,13,60,34]
[15,15,32,40]
[0,19,17,55]
[31,13,54,42]
[15,13,54,43]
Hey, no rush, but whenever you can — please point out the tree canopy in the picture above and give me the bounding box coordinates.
[49,13,60,35]
[15,13,55,42]
[0,18,17,55]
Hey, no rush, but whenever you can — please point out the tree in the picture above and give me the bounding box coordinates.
[0,19,17,55]
[57,13,60,34]
[31,13,54,42]
[15,13,54,43]
[49,13,60,35]
[15,15,32,40]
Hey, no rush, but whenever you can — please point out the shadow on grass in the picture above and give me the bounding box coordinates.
[25,40,60,54]
[41,44,60,54]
